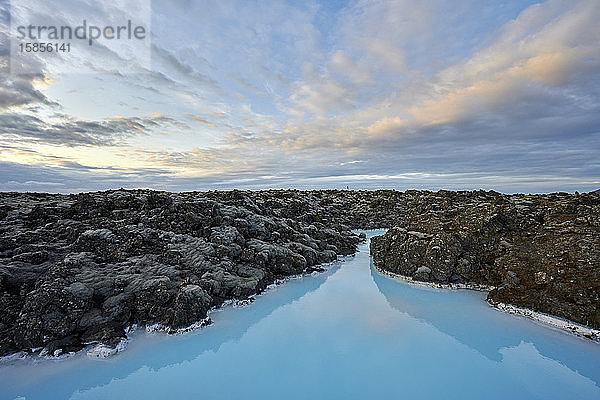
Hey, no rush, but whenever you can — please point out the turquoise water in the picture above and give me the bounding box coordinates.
[1,230,599,400]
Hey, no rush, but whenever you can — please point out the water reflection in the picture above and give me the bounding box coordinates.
[2,231,599,400]
[371,262,600,384]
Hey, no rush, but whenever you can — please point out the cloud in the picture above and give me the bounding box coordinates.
[329,51,373,84]
[0,113,191,147]
[290,72,354,117]
[367,117,407,136]
[184,113,218,129]
[0,74,52,109]
[405,1,600,127]
[0,0,599,193]
[151,44,221,94]
[0,22,53,110]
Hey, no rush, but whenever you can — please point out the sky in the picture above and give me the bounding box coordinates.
[0,0,599,193]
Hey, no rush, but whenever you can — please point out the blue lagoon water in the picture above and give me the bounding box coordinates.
[1,230,599,399]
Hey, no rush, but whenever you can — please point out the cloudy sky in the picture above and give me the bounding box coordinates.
[1,0,599,193]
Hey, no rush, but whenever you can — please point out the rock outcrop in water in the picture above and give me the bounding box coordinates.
[370,190,600,332]
[0,189,407,357]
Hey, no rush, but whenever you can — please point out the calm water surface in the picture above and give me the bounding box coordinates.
[1,230,599,400]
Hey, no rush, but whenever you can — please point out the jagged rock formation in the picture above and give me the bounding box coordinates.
[0,189,405,357]
[1,188,598,357]
[370,190,600,330]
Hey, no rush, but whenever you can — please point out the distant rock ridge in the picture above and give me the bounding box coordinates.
[370,190,600,333]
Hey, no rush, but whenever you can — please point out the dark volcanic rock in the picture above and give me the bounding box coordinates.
[3,188,597,356]
[370,190,600,330]
[3,189,405,357]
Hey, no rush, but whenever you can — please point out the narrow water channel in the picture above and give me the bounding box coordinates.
[1,230,599,400]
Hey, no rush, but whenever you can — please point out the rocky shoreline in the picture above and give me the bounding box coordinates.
[370,189,600,335]
[372,263,600,341]
[372,263,495,291]
[0,189,406,358]
[1,188,598,358]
